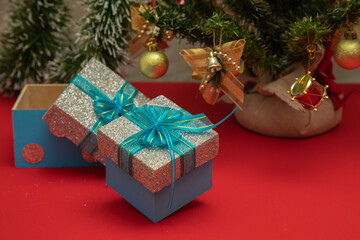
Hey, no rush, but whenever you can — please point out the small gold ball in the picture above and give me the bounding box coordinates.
[334,38,360,69]
[139,50,169,79]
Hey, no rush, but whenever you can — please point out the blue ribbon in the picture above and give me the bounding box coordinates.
[71,74,138,155]
[118,104,238,208]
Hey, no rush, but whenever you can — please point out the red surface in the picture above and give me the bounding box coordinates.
[1,83,360,240]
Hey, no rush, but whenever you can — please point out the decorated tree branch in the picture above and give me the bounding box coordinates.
[137,0,359,138]
[142,0,359,75]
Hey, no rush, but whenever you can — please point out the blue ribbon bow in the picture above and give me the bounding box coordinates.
[118,104,238,208]
[71,74,138,155]
[93,84,138,124]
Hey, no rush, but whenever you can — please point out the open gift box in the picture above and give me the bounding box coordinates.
[12,84,101,167]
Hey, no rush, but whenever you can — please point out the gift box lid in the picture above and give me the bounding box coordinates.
[42,59,149,164]
[45,58,149,131]
[98,95,219,193]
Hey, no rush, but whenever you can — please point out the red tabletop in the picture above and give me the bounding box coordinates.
[1,82,360,240]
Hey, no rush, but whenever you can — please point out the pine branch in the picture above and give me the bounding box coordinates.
[53,0,133,82]
[0,0,70,94]
[286,15,331,53]
[326,0,360,30]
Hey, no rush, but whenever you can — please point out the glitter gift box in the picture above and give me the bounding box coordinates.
[43,59,149,164]
[98,95,219,222]
[12,84,101,167]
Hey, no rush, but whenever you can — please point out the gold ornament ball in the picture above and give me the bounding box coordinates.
[334,38,360,70]
[139,50,169,79]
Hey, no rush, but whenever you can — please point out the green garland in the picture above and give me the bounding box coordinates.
[53,0,134,83]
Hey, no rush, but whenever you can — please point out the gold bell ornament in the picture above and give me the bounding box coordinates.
[334,27,360,70]
[180,39,246,108]
[139,38,169,79]
[207,52,222,72]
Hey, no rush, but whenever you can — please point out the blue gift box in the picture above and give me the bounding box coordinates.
[12,84,102,167]
[105,157,213,223]
[98,95,219,222]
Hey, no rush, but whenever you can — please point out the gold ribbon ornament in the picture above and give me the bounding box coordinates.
[129,3,174,57]
[180,39,246,109]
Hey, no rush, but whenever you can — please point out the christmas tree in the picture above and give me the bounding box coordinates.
[53,0,133,82]
[1,0,359,97]
[0,0,70,94]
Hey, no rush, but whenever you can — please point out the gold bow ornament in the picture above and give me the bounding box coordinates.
[129,3,174,57]
[179,39,246,109]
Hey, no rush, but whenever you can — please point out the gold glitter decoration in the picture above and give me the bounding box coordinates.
[334,29,360,70]
[139,38,169,79]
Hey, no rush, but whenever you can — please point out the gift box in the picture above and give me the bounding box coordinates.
[98,95,219,222]
[12,84,101,167]
[43,58,149,164]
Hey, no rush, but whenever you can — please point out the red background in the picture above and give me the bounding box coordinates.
[1,83,360,240]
